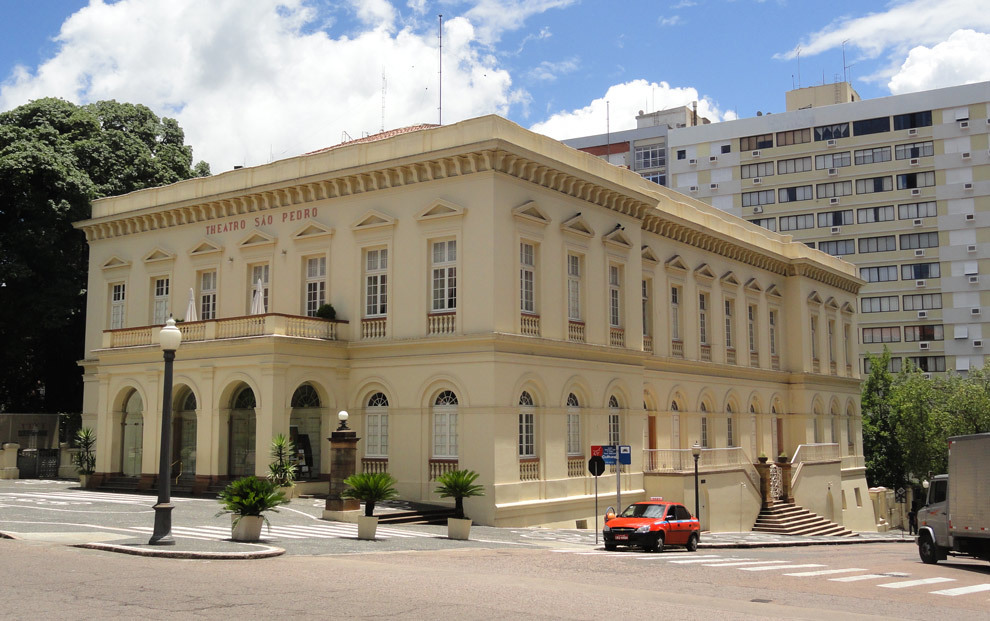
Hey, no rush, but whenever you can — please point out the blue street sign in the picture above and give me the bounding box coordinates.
[619,444,632,465]
[602,445,617,465]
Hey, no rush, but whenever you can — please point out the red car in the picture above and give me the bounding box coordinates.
[603,499,701,552]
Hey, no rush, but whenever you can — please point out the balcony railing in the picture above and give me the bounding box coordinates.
[609,327,625,348]
[568,321,585,343]
[700,344,711,362]
[519,458,540,481]
[567,456,586,477]
[846,363,853,376]
[830,361,837,375]
[750,351,759,366]
[362,317,387,339]
[671,340,684,358]
[521,313,541,337]
[644,447,749,473]
[104,314,342,348]
[812,358,821,373]
[792,443,840,463]
[771,354,780,371]
[428,458,458,480]
[643,335,653,354]
[840,454,865,469]
[726,347,736,365]
[427,312,456,335]
[361,457,388,473]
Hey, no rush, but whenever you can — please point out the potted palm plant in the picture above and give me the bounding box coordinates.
[216,476,288,541]
[74,428,96,488]
[434,469,485,540]
[267,433,297,497]
[340,472,398,540]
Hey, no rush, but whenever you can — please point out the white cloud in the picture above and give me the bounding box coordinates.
[658,15,682,27]
[670,1,696,8]
[525,58,578,82]
[0,0,552,172]
[888,29,990,94]
[529,79,735,140]
[463,0,576,46]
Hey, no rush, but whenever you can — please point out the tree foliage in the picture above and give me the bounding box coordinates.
[862,349,990,487]
[0,98,209,413]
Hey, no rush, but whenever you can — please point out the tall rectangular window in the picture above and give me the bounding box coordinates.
[671,286,681,340]
[566,410,581,456]
[518,411,535,457]
[567,254,582,321]
[199,271,217,320]
[768,310,777,355]
[811,316,818,359]
[608,412,620,446]
[520,242,535,313]
[365,404,388,457]
[642,280,650,336]
[748,305,757,353]
[727,416,734,448]
[110,283,126,329]
[153,277,170,324]
[305,257,326,317]
[724,299,734,349]
[828,320,835,363]
[365,248,388,317]
[433,408,457,458]
[609,265,621,327]
[251,264,270,312]
[698,293,709,344]
[431,240,457,311]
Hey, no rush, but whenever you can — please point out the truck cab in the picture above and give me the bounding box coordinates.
[917,474,948,563]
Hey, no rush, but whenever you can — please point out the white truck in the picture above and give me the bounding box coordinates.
[917,433,990,564]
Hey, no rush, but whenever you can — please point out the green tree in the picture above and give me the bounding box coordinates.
[890,363,942,482]
[861,348,904,488]
[0,98,209,413]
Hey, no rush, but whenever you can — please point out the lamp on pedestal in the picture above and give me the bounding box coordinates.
[324,410,360,518]
[149,316,181,545]
[691,442,702,526]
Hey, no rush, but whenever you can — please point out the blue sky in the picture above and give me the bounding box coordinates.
[1,0,987,172]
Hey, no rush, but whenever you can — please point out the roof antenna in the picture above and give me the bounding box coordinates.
[796,46,802,88]
[381,66,387,133]
[842,39,851,83]
[606,100,611,163]
[438,14,443,125]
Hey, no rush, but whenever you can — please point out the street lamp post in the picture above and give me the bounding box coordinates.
[150,316,181,545]
[692,442,702,525]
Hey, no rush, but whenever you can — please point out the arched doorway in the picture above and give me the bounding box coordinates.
[173,389,197,482]
[121,391,143,477]
[289,384,322,480]
[229,386,257,477]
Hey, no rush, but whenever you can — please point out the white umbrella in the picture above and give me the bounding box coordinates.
[184,288,198,323]
[250,278,266,314]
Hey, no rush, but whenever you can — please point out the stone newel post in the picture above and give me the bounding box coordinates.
[323,411,360,519]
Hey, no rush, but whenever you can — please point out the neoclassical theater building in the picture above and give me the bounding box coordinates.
[75,115,875,530]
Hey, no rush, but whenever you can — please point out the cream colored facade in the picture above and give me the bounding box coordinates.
[75,115,873,530]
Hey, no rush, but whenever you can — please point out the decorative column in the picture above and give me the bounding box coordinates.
[323,411,360,520]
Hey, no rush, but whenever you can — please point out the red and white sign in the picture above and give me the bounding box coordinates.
[590,445,603,457]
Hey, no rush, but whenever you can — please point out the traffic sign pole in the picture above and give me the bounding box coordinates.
[615,443,621,515]
[594,473,599,545]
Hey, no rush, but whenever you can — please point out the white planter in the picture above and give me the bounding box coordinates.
[447,517,472,540]
[231,515,264,541]
[78,474,90,489]
[357,515,379,540]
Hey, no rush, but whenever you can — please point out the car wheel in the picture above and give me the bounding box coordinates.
[644,538,658,553]
[604,543,617,551]
[654,534,664,553]
[686,533,699,552]
[918,534,939,565]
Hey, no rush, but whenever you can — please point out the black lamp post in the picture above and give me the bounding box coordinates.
[149,316,181,545]
[692,442,702,524]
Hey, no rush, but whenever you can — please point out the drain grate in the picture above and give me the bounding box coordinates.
[750,599,773,603]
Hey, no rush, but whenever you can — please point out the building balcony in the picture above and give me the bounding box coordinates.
[428,458,458,480]
[568,321,585,343]
[361,457,388,473]
[362,317,387,339]
[102,313,344,348]
[700,344,711,362]
[644,447,752,474]
[521,313,541,337]
[771,354,780,371]
[567,456,586,477]
[671,339,684,358]
[519,458,540,481]
[427,312,456,335]
[609,327,625,348]
[643,334,653,354]
[726,347,736,365]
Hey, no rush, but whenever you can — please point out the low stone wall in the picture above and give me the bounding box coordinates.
[0,443,19,479]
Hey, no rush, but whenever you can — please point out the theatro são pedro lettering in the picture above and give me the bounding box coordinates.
[205,207,319,236]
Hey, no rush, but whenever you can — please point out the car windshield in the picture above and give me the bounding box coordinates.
[620,503,666,518]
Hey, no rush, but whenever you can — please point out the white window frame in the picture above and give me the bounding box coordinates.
[305,256,326,317]
[671,286,681,340]
[566,394,581,456]
[567,254,582,321]
[365,393,389,457]
[520,242,536,314]
[698,292,709,345]
[365,248,388,317]
[608,265,622,328]
[748,304,757,353]
[432,391,458,458]
[110,282,126,329]
[431,240,457,312]
[518,392,536,458]
[724,299,734,349]
[199,270,217,321]
[769,309,778,355]
[250,264,270,313]
[152,277,170,325]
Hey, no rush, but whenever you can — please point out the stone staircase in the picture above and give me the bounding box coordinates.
[752,501,855,537]
[377,507,458,525]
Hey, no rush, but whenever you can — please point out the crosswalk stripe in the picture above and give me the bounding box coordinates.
[830,574,891,582]
[704,560,789,567]
[785,568,866,577]
[668,557,733,564]
[740,563,825,572]
[0,492,157,505]
[878,577,955,589]
[930,583,990,596]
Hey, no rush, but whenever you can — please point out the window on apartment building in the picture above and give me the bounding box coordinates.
[895,141,934,160]
[816,180,853,199]
[641,172,665,185]
[676,149,686,160]
[818,239,856,256]
[864,356,903,374]
[365,392,389,458]
[902,293,942,311]
[854,147,891,165]
[305,257,326,317]
[862,327,901,344]
[859,235,897,253]
[775,128,811,146]
[566,393,581,456]
[779,214,815,231]
[907,356,946,372]
[897,171,935,190]
[857,205,895,223]
[721,144,731,154]
[818,210,853,227]
[365,248,388,317]
[778,185,813,203]
[748,304,757,353]
[900,232,939,250]
[856,176,893,194]
[750,217,777,231]
[777,156,812,175]
[250,264,270,313]
[567,254,582,321]
[904,324,943,342]
[199,271,217,320]
[902,262,940,280]
[635,145,665,170]
[898,201,937,219]
[432,390,458,458]
[742,190,775,207]
[110,282,126,329]
[724,299,734,349]
[814,123,849,141]
[518,391,535,458]
[768,310,777,355]
[520,242,536,314]
[431,240,457,312]
[608,396,621,446]
[740,134,773,151]
[859,265,898,283]
[815,152,851,169]
[671,286,682,340]
[698,292,709,345]
[893,111,932,130]
[853,116,890,136]
[861,296,899,313]
[152,276,170,324]
[740,162,774,179]
[609,265,622,328]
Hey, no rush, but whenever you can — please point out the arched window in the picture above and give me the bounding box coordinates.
[433,390,458,458]
[608,396,620,445]
[566,393,580,455]
[290,384,321,408]
[518,391,535,457]
[671,401,679,411]
[726,404,735,447]
[700,402,709,448]
[233,387,256,409]
[366,392,389,457]
[567,393,579,407]
[813,404,823,444]
[830,407,839,444]
[182,391,197,411]
[846,407,855,449]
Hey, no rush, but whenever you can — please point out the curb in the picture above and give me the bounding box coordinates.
[73,541,285,560]
[700,538,914,549]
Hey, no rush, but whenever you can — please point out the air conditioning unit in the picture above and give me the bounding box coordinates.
[753,177,762,185]
[911,188,921,196]
[920,342,930,350]
[965,213,976,222]
[962,151,971,160]
[916,279,926,288]
[689,185,699,192]
[826,139,837,148]
[752,150,761,157]
[709,155,718,163]
[971,307,982,316]
[967,244,978,253]
[689,158,698,166]
[987,119,990,126]
[709,183,719,190]
[959,120,970,129]
[753,205,764,214]
[969,275,980,284]
[908,128,919,136]
[964,182,974,191]
[918,310,928,319]
[915,249,926,257]
[910,158,920,166]
[827,226,839,235]
[913,218,923,227]
[828,168,838,177]
[829,197,839,205]
[974,340,984,348]
[923,373,932,380]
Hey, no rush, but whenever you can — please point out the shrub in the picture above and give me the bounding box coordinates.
[216,476,288,529]
[434,469,485,520]
[74,428,96,475]
[315,304,336,320]
[267,433,297,487]
[341,472,398,517]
